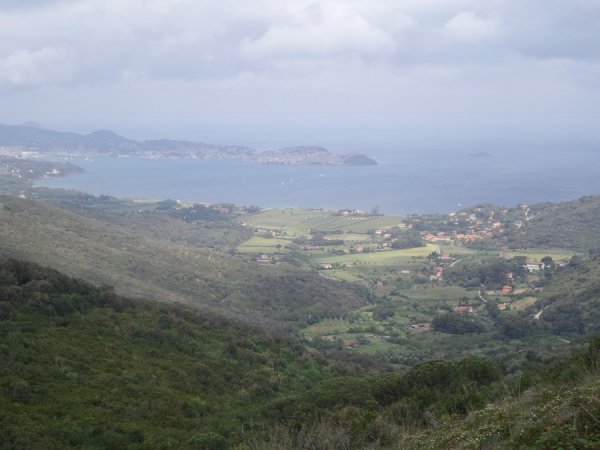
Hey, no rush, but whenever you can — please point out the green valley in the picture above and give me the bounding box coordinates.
[1,172,600,448]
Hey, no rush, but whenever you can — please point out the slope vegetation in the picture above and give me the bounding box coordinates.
[0,196,367,330]
[2,259,599,449]
[530,255,600,335]
[503,196,600,251]
[0,259,336,448]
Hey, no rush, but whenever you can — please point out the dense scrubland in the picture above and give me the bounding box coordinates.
[2,259,600,449]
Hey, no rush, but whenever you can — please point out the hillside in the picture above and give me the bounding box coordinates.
[529,255,600,335]
[403,196,600,252]
[502,196,600,251]
[0,196,368,330]
[402,356,600,449]
[0,259,338,448]
[3,259,598,449]
[0,156,82,182]
[26,188,255,251]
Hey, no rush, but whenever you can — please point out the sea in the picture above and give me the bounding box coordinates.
[36,148,600,215]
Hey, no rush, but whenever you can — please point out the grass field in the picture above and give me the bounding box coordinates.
[319,269,362,283]
[343,217,404,233]
[236,236,291,253]
[342,233,372,242]
[303,318,350,337]
[437,245,478,256]
[243,208,404,236]
[499,248,579,261]
[403,285,478,302]
[312,244,437,265]
[510,296,538,311]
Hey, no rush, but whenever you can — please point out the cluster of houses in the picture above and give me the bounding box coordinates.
[175,200,258,217]
[419,208,515,245]
[423,229,495,245]
[0,147,41,159]
[417,204,542,247]
[337,208,367,216]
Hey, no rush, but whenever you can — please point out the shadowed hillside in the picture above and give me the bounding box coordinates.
[0,196,367,330]
[0,259,338,448]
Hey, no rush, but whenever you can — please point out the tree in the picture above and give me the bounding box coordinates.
[541,256,555,269]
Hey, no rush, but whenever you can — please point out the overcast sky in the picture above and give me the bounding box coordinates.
[1,0,599,153]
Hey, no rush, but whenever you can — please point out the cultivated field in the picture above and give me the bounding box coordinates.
[312,244,437,266]
[243,208,403,236]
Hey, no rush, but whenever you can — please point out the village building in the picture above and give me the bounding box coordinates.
[526,264,542,273]
[255,255,273,264]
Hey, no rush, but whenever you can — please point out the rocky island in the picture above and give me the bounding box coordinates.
[0,123,377,166]
[253,146,377,166]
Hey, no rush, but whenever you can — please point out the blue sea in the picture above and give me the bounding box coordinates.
[37,148,600,214]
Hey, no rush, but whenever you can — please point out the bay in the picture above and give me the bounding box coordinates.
[36,150,600,214]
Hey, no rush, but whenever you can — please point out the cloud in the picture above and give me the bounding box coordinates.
[0,47,75,87]
[441,11,499,42]
[240,4,396,60]
[1,0,598,88]
[1,0,599,144]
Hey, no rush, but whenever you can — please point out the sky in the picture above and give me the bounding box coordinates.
[1,0,599,154]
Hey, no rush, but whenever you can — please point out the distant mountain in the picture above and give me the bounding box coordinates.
[0,123,377,165]
[0,123,252,158]
[20,120,43,128]
[0,123,83,150]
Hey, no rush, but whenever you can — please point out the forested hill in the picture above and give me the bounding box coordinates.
[409,195,600,251]
[2,259,600,448]
[531,254,600,335]
[0,259,338,448]
[502,195,600,251]
[0,196,367,330]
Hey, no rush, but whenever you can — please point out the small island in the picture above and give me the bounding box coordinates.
[253,146,377,166]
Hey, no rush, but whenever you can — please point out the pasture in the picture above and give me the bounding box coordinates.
[499,248,578,261]
[312,244,437,266]
[243,208,404,236]
[236,236,291,253]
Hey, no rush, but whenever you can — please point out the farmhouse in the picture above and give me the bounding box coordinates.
[526,264,542,273]
[502,286,513,295]
[255,255,273,264]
